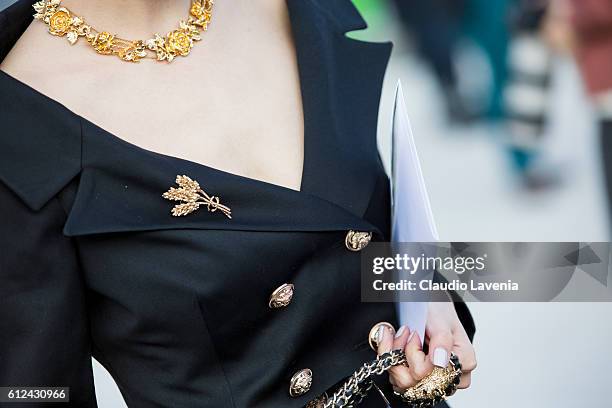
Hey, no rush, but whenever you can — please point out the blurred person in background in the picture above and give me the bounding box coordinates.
[392,0,515,123]
[504,0,567,189]
[569,0,612,227]
[391,0,474,123]
[463,0,514,120]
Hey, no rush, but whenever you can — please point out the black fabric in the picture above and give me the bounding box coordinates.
[392,0,464,87]
[0,0,32,60]
[0,182,97,407]
[0,1,475,407]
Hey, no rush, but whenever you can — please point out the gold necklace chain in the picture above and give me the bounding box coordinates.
[33,0,214,63]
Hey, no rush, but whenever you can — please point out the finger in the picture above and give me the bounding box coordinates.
[387,326,414,390]
[392,325,409,351]
[454,346,477,374]
[388,376,397,387]
[405,331,433,382]
[452,325,477,373]
[450,323,476,390]
[452,346,475,390]
[457,371,471,389]
[426,324,453,369]
[393,385,406,394]
[376,324,395,355]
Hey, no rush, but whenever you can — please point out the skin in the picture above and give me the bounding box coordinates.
[1,0,476,395]
[1,0,305,191]
[378,302,477,393]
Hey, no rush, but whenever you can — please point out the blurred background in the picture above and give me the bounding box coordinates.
[350,0,612,407]
[2,0,612,406]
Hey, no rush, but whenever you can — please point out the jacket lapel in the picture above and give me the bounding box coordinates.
[0,0,34,61]
[0,0,391,238]
[62,119,381,237]
[287,0,392,217]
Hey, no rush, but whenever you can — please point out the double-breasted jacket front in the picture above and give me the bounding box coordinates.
[0,1,474,406]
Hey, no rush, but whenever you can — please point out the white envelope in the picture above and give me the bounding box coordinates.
[391,80,439,346]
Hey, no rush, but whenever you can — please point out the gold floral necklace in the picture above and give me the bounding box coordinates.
[33,0,214,63]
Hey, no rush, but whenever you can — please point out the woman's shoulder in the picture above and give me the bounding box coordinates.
[0,12,80,102]
[0,62,82,212]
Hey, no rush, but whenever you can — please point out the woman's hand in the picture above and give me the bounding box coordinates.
[376,302,477,394]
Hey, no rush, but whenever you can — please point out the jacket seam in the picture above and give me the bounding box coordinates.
[54,116,84,217]
[79,116,84,171]
[195,297,237,408]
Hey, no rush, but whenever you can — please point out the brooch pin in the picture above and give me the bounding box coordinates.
[162,175,232,219]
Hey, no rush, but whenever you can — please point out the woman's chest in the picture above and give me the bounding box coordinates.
[4,5,306,191]
[67,45,306,190]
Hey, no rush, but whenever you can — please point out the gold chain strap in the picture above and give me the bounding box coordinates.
[322,349,406,408]
[318,351,461,408]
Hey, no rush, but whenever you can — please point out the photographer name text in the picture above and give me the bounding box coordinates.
[372,279,520,292]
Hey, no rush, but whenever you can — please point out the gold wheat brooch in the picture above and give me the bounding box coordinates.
[162,175,232,219]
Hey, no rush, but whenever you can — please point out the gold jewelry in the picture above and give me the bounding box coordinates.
[268,283,295,309]
[394,353,462,407]
[289,368,313,398]
[367,321,395,351]
[321,349,407,408]
[33,0,214,63]
[345,230,372,251]
[163,175,232,219]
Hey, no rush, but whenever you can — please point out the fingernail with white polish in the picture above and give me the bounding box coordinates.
[433,348,449,368]
[377,326,386,344]
[406,331,415,344]
[394,326,406,339]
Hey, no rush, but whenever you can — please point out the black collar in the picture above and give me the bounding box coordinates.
[0,0,392,237]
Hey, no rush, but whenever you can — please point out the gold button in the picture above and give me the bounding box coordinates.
[368,322,395,351]
[289,368,313,397]
[268,283,294,309]
[345,230,372,251]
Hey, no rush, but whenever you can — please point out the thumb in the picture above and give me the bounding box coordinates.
[376,324,395,355]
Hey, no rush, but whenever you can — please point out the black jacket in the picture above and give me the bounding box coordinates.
[0,1,474,406]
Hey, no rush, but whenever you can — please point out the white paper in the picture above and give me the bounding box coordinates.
[391,80,439,346]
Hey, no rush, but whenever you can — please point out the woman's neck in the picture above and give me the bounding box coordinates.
[59,0,192,38]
